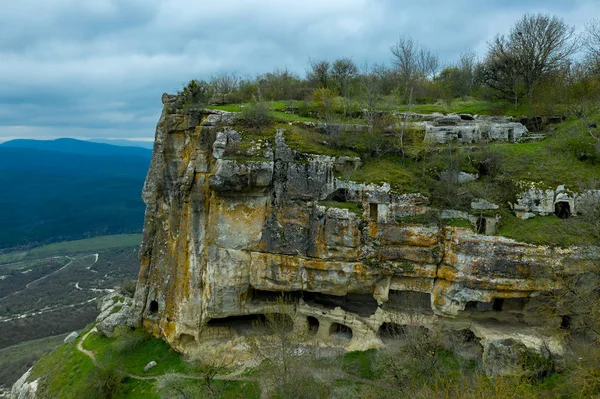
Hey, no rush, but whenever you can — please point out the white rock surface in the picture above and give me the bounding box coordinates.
[63,331,79,344]
[144,361,157,372]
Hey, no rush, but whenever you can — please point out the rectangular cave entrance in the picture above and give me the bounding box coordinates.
[476,217,486,234]
[554,201,571,219]
[207,314,266,336]
[329,323,352,342]
[302,291,379,317]
[249,289,379,317]
[383,290,432,312]
[369,203,378,220]
[247,288,303,304]
[464,298,528,313]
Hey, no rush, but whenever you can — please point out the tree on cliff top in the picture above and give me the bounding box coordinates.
[479,13,578,105]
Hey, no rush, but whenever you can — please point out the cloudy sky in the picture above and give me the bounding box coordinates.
[0,0,597,144]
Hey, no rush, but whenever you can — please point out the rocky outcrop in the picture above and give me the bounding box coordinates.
[129,100,598,371]
[96,294,134,337]
[10,368,38,399]
[512,184,600,219]
[397,112,530,144]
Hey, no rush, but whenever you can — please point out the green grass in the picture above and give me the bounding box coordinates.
[349,156,430,193]
[0,234,142,264]
[444,218,473,230]
[82,331,116,351]
[283,124,359,157]
[0,334,67,363]
[86,330,189,376]
[29,343,97,399]
[393,98,513,116]
[498,210,598,247]
[116,378,159,399]
[342,350,377,380]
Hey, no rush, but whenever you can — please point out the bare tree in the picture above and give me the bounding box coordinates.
[417,47,440,79]
[331,57,358,116]
[306,58,330,89]
[480,13,578,102]
[584,19,600,69]
[390,35,439,102]
[210,72,239,104]
[390,35,419,101]
[360,62,383,128]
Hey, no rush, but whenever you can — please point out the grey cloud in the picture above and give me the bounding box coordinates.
[0,0,598,141]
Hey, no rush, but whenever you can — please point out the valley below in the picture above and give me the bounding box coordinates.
[0,234,142,393]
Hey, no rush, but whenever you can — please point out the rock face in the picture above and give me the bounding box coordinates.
[512,184,600,220]
[130,101,598,368]
[10,368,38,399]
[399,113,530,144]
[96,293,134,337]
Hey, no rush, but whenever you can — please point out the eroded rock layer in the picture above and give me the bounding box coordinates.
[131,99,597,358]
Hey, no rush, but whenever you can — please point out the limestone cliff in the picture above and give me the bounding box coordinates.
[130,96,598,360]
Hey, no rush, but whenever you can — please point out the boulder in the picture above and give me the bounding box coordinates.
[144,361,157,372]
[471,198,499,211]
[63,331,79,344]
[96,294,134,337]
[482,338,551,377]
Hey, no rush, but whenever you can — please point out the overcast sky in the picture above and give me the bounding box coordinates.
[0,0,597,143]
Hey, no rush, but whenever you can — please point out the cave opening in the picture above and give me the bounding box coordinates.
[326,188,350,202]
[307,316,319,334]
[384,290,432,312]
[369,203,378,220]
[149,300,159,314]
[302,291,379,317]
[492,298,504,311]
[207,314,267,335]
[554,201,571,219]
[508,128,514,142]
[560,315,572,330]
[329,323,353,340]
[248,288,302,304]
[476,217,486,234]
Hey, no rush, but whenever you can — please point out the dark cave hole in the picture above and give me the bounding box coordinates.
[307,316,319,334]
[383,290,432,312]
[554,202,571,219]
[492,298,504,311]
[560,315,572,330]
[326,188,350,202]
[329,323,353,340]
[149,300,159,314]
[476,217,486,234]
[369,203,378,219]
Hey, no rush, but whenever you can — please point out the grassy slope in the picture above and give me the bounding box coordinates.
[28,328,260,399]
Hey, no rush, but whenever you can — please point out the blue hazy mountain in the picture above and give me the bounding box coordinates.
[2,138,153,157]
[0,139,152,250]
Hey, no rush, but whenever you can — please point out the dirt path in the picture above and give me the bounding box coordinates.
[74,330,254,383]
[77,327,99,366]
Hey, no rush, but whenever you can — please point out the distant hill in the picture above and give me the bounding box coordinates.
[2,138,152,157]
[88,138,155,149]
[0,139,151,250]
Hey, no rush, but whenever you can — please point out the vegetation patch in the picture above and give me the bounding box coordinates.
[319,201,363,215]
[498,209,598,247]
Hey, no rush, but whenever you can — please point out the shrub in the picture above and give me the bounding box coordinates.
[81,366,124,399]
[177,79,212,109]
[238,101,274,129]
